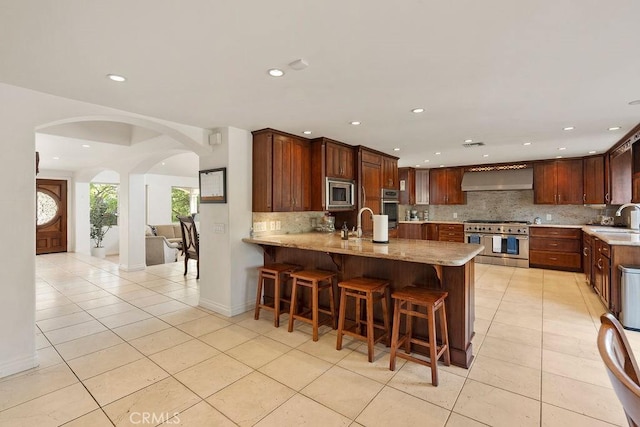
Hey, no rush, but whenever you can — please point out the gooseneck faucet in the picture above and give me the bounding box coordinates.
[356,207,374,238]
[615,203,640,216]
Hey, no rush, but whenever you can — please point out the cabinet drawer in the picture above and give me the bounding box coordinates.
[439,224,463,233]
[530,250,582,270]
[529,227,582,239]
[529,238,581,253]
[439,232,464,243]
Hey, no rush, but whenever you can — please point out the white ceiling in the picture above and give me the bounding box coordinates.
[3,1,640,170]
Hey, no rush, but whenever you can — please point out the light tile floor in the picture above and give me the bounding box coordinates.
[1,253,637,426]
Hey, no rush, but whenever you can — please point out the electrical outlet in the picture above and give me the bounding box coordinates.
[275,221,281,230]
[453,212,458,219]
[214,223,225,234]
[253,222,266,232]
[546,214,552,221]
[270,221,276,230]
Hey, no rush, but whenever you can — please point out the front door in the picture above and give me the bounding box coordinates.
[36,179,67,254]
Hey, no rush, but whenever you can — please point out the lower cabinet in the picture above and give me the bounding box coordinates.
[529,227,582,271]
[437,224,464,243]
[593,238,611,309]
[397,223,426,239]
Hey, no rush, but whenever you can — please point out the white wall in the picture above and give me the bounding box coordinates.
[0,82,209,378]
[198,127,262,316]
[145,174,199,225]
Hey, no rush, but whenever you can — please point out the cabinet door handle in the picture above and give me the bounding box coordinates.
[597,258,603,269]
[583,194,586,203]
[549,257,558,261]
[583,248,589,256]
[549,243,558,247]
[605,193,610,203]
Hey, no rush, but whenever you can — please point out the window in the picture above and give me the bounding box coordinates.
[90,183,118,226]
[172,187,199,222]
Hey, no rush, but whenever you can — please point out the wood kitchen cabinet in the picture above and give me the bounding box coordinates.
[583,155,606,204]
[633,139,640,203]
[593,237,611,309]
[252,129,311,212]
[609,141,632,205]
[529,227,582,271]
[325,140,355,180]
[429,168,465,205]
[399,167,415,205]
[583,232,593,286]
[533,159,583,204]
[397,222,425,239]
[399,167,429,205]
[437,223,464,242]
[426,223,439,241]
[382,156,399,189]
[359,148,382,233]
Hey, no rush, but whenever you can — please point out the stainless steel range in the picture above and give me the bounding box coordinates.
[463,220,530,268]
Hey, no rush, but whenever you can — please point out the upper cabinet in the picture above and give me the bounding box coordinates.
[252,129,311,212]
[382,156,399,189]
[399,167,429,205]
[609,141,632,205]
[429,167,465,205]
[533,159,583,204]
[583,155,606,204]
[398,167,415,205]
[633,139,640,203]
[359,148,382,232]
[325,140,355,180]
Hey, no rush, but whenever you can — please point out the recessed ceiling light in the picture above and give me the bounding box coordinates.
[556,155,563,158]
[350,121,361,126]
[393,148,400,151]
[53,156,60,160]
[161,162,165,166]
[435,152,441,155]
[464,139,473,143]
[411,108,424,113]
[483,154,489,158]
[439,164,445,167]
[608,126,621,131]
[303,130,312,135]
[588,150,597,154]
[628,100,640,105]
[415,165,421,167]
[82,144,90,148]
[267,68,284,77]
[563,126,574,131]
[107,74,126,82]
[424,159,430,163]
[523,142,532,146]
[558,147,567,151]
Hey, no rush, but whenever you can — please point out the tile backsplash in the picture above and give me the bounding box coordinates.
[401,190,625,225]
[252,211,326,236]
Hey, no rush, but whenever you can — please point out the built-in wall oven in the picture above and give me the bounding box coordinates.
[464,220,530,268]
[381,189,399,229]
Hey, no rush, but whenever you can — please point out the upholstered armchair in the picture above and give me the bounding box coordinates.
[145,229,179,266]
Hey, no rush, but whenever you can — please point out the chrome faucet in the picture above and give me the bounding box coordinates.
[356,207,374,238]
[615,203,640,216]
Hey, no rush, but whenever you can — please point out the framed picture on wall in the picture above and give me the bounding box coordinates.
[199,167,226,203]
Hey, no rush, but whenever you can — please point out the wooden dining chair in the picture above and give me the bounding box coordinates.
[597,313,640,427]
[178,215,199,279]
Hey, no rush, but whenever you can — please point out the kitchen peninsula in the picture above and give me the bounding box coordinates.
[243,233,484,368]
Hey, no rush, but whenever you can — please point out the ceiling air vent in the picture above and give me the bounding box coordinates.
[463,142,485,148]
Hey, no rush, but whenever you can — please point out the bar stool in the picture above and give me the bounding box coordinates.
[254,263,300,327]
[389,286,450,386]
[336,277,391,362]
[287,269,337,341]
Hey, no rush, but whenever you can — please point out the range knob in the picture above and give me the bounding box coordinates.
[508,228,512,232]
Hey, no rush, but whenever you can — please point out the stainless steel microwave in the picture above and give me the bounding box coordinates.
[326,178,355,210]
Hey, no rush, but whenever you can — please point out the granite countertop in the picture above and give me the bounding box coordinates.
[398,220,462,225]
[242,233,484,266]
[529,224,583,228]
[582,226,640,246]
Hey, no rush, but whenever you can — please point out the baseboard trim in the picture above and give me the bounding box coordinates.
[198,297,254,317]
[0,353,39,379]
[118,263,146,272]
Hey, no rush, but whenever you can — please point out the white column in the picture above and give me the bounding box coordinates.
[198,127,263,316]
[119,173,146,271]
[74,181,90,255]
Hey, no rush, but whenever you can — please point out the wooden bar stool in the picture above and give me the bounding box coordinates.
[389,286,450,386]
[254,263,299,327]
[287,269,337,341]
[336,277,391,362]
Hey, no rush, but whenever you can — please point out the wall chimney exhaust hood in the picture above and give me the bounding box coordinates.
[461,168,533,191]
